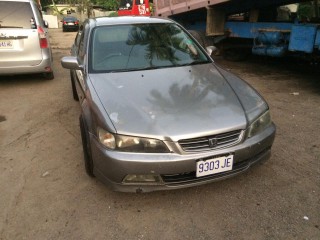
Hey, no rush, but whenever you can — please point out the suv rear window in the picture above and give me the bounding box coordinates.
[0,2,35,29]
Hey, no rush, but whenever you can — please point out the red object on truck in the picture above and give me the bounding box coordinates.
[118,0,151,16]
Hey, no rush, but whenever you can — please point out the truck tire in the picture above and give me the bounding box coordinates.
[43,72,54,80]
[188,30,206,49]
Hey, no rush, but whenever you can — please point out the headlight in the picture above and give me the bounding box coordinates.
[247,111,271,138]
[97,128,169,153]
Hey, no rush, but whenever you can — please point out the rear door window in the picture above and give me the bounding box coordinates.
[0,2,36,29]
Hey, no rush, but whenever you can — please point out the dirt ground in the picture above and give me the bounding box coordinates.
[0,28,319,240]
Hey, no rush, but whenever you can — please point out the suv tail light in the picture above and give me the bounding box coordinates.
[75,21,79,25]
[38,26,48,49]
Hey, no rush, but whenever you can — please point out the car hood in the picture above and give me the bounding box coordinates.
[89,64,247,141]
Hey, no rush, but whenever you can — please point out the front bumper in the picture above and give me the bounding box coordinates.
[91,123,276,193]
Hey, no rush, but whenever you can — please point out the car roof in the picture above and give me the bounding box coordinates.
[91,16,173,27]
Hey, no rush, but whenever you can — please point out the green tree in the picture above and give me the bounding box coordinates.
[47,0,68,15]
[95,0,119,11]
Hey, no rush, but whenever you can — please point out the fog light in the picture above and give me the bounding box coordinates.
[123,174,163,184]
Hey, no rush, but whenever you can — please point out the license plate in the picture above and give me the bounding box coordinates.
[0,40,13,49]
[196,155,233,177]
[68,23,74,25]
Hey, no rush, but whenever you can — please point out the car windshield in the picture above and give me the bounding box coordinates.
[89,23,211,73]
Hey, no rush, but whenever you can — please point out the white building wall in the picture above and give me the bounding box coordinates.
[43,15,59,28]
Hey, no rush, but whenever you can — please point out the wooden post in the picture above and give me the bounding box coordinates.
[249,9,259,22]
[314,0,319,18]
[206,7,226,36]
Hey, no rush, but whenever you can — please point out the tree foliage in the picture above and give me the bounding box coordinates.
[95,0,119,11]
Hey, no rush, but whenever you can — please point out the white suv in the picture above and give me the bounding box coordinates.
[0,0,54,79]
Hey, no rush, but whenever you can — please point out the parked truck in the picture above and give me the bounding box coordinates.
[155,0,320,62]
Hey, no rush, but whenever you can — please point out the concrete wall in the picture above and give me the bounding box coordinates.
[43,15,59,28]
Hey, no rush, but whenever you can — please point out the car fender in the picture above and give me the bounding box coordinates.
[80,98,94,135]
[80,89,117,139]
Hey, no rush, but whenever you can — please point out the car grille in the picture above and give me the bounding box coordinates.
[161,148,270,184]
[161,160,249,183]
[178,130,243,152]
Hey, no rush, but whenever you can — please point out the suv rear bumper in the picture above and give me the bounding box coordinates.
[0,55,53,75]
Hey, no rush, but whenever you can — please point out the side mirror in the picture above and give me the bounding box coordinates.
[206,46,217,56]
[61,56,83,70]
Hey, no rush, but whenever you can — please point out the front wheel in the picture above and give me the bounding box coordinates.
[70,71,79,101]
[79,115,94,177]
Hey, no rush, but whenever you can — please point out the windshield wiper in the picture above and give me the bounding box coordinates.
[95,62,210,74]
[106,66,165,73]
[177,60,211,67]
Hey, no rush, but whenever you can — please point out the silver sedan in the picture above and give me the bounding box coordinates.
[61,16,276,192]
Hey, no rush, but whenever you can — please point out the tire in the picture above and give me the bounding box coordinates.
[43,72,54,80]
[70,71,79,101]
[79,115,94,177]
